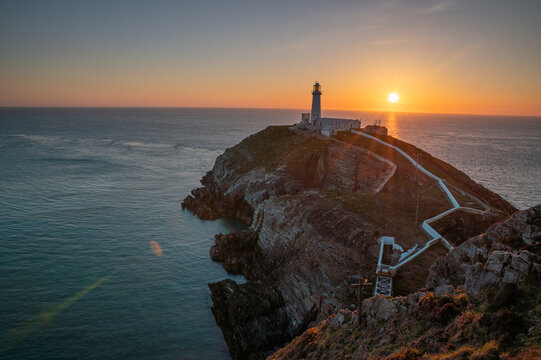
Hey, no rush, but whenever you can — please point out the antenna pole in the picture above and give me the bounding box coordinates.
[414,154,421,226]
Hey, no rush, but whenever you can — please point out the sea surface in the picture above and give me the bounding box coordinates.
[0,108,540,359]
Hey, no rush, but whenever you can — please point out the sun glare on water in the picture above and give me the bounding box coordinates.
[388,92,399,103]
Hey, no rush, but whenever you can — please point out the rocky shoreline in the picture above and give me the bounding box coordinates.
[181,126,537,359]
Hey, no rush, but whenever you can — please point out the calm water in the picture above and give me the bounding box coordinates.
[0,108,540,359]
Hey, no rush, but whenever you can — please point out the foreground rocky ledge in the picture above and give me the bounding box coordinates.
[270,206,541,359]
[182,126,519,359]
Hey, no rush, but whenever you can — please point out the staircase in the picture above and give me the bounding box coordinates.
[374,275,393,296]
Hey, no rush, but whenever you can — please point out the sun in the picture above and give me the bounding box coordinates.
[388,92,399,103]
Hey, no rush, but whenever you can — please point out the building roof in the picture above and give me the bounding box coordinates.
[365,124,386,129]
[317,117,359,122]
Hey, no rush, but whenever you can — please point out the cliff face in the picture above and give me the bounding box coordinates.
[182,126,517,359]
[270,206,541,360]
[427,205,541,297]
[183,127,397,223]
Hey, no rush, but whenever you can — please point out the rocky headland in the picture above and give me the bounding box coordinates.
[182,125,538,359]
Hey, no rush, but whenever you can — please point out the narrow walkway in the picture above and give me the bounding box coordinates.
[350,130,489,295]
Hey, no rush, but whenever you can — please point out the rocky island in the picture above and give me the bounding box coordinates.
[182,126,540,359]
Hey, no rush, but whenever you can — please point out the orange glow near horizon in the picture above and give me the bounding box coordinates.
[1,77,539,116]
[1,38,539,116]
[2,84,539,117]
[1,2,540,117]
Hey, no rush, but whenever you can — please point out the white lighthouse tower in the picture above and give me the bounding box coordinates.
[296,81,360,135]
[310,82,322,123]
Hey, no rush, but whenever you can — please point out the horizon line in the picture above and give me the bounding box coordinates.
[0,105,540,118]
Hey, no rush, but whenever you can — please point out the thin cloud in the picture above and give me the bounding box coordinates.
[420,0,456,14]
[420,37,485,81]
[369,38,417,46]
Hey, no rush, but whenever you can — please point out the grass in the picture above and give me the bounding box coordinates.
[393,243,448,295]
[335,131,515,214]
[323,173,450,249]
[427,340,500,360]
[226,125,305,174]
[447,185,487,211]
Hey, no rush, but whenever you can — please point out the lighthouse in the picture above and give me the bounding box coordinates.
[296,81,360,136]
[310,82,322,122]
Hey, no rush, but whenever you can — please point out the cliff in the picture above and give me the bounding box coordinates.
[269,205,541,359]
[182,125,519,359]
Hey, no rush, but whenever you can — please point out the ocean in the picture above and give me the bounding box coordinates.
[0,108,540,359]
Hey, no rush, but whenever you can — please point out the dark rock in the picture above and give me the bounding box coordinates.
[209,279,317,360]
[181,184,254,224]
[431,208,504,246]
[490,283,521,311]
[210,230,266,279]
[181,187,220,220]
[490,308,525,344]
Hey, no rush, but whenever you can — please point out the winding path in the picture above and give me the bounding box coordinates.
[350,130,488,296]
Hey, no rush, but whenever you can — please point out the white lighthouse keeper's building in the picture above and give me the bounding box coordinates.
[297,82,361,136]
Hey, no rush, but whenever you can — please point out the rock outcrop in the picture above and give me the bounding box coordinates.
[270,206,541,359]
[427,205,541,297]
[182,126,518,359]
[208,192,382,359]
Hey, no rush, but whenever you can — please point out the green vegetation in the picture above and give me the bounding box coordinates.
[228,126,334,177]
[226,126,301,174]
[335,131,514,215]
[271,280,541,360]
[323,189,432,243]
[393,243,448,295]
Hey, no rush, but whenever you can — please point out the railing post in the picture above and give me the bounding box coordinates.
[350,277,372,326]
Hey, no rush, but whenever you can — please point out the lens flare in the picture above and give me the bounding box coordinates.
[1,273,114,352]
[150,240,162,256]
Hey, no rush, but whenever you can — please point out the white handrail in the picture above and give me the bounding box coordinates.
[376,236,395,272]
[351,130,460,269]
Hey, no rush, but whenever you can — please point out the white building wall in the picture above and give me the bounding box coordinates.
[310,94,321,122]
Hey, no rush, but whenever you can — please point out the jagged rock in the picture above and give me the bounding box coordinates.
[427,205,541,298]
[268,203,540,358]
[434,284,455,297]
[269,207,541,359]
[361,295,409,324]
[209,279,296,360]
[210,230,266,278]
[208,191,382,358]
[181,187,220,220]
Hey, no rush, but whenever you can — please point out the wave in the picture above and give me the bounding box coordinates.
[38,157,104,164]
[120,141,168,148]
[8,134,222,154]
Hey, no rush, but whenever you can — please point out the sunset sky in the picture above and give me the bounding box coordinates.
[1,0,540,116]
